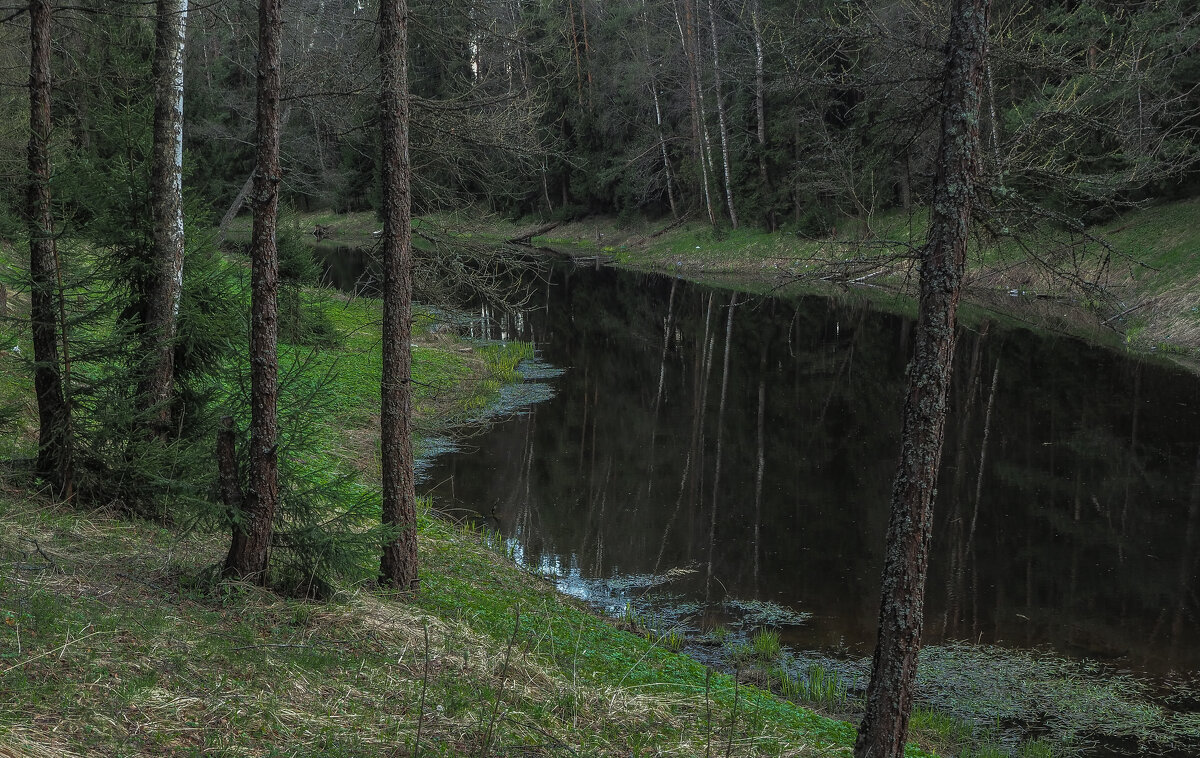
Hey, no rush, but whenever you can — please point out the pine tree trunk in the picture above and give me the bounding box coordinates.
[27,0,72,499]
[854,0,990,755]
[378,0,419,590]
[225,0,282,581]
[143,0,189,433]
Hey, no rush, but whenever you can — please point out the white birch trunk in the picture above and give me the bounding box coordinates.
[145,0,189,427]
[705,0,737,228]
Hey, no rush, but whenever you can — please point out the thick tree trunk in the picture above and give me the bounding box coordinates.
[27,0,72,499]
[854,0,990,755]
[705,0,737,229]
[378,0,419,590]
[142,0,189,433]
[225,0,283,581]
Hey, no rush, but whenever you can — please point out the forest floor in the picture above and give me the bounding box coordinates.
[0,246,938,757]
[0,487,882,757]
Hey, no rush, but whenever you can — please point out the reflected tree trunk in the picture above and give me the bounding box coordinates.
[706,294,738,602]
[647,279,679,497]
[855,0,991,752]
[754,339,767,587]
[1170,445,1200,667]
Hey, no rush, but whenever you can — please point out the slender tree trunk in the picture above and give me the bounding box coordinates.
[143,0,189,433]
[705,293,737,602]
[705,0,737,228]
[578,0,594,107]
[751,2,773,230]
[753,340,766,585]
[567,0,584,108]
[651,84,678,218]
[378,0,419,590]
[674,0,715,224]
[854,0,990,754]
[225,0,283,581]
[27,0,72,499]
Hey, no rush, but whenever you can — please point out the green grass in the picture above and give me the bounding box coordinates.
[0,489,911,757]
[751,629,782,663]
[0,228,921,756]
[482,197,1200,359]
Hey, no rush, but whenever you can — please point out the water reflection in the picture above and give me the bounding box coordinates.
[422,263,1200,677]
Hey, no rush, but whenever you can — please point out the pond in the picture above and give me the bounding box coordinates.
[318,242,1199,751]
[413,260,1200,753]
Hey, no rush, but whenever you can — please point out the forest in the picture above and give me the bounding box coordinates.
[0,0,1198,757]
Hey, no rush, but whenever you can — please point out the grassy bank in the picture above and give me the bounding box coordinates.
[458,199,1200,360]
[0,242,915,756]
[0,488,883,757]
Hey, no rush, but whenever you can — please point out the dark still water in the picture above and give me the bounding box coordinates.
[421,263,1200,680]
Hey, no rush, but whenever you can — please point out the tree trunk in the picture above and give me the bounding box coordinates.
[217,104,291,245]
[27,0,72,499]
[650,84,677,218]
[854,0,990,755]
[225,0,283,581]
[378,0,419,590]
[673,0,715,225]
[142,0,189,433]
[567,0,584,107]
[751,1,773,231]
[705,293,737,602]
[705,0,737,229]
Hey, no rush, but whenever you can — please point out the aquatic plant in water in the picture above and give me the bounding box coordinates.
[916,643,1200,752]
[723,598,812,628]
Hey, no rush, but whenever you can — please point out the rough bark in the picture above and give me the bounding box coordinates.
[225,0,282,581]
[217,104,291,245]
[378,0,419,590]
[142,0,189,433]
[854,0,991,755]
[27,0,72,499]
